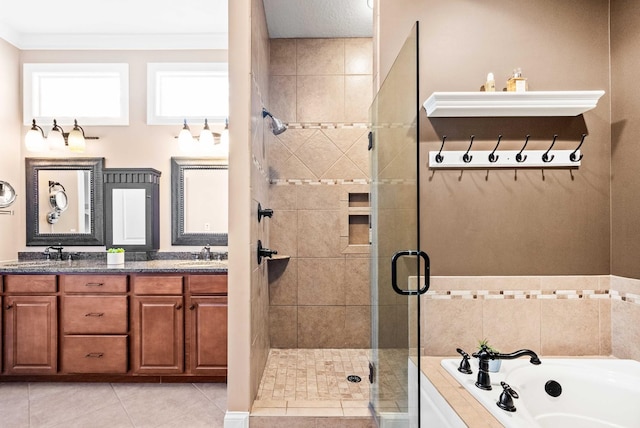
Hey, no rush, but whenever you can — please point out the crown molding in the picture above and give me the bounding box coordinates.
[0,29,227,51]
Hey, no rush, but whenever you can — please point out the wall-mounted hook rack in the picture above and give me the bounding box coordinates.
[429,134,583,169]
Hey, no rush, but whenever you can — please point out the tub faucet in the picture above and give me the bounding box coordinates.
[472,345,541,390]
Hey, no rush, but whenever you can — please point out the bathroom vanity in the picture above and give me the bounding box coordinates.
[0,260,227,382]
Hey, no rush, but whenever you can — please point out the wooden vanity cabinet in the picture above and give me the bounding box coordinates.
[60,275,128,374]
[131,275,185,374]
[187,275,228,376]
[3,275,58,375]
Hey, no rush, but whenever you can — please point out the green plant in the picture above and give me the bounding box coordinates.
[478,338,498,353]
[107,248,125,253]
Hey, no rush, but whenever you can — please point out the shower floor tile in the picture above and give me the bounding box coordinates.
[256,349,371,402]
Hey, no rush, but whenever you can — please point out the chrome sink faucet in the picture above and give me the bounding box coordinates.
[200,245,211,260]
[472,346,541,390]
[44,245,64,261]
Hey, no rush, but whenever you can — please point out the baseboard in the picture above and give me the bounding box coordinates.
[224,411,250,428]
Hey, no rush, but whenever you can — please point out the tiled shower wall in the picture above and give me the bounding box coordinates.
[266,38,373,348]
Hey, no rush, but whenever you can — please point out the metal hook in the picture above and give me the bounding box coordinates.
[516,134,530,163]
[570,134,586,162]
[435,135,446,163]
[542,134,558,163]
[463,135,475,163]
[488,134,502,163]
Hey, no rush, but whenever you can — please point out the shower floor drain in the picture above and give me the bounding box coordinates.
[347,375,362,383]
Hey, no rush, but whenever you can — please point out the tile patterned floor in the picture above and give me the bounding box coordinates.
[256,349,370,401]
[0,382,227,428]
[252,349,373,419]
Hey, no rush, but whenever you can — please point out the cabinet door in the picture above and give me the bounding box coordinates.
[188,296,227,375]
[4,295,57,374]
[132,296,184,374]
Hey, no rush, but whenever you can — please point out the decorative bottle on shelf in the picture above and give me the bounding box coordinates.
[484,72,496,92]
[507,68,528,92]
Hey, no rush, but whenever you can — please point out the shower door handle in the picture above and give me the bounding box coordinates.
[391,250,430,295]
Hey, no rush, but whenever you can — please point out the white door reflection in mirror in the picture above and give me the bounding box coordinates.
[112,188,146,245]
[183,168,228,234]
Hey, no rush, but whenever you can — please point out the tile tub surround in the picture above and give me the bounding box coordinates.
[419,275,640,360]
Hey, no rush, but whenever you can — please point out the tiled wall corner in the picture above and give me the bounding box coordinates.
[610,275,640,360]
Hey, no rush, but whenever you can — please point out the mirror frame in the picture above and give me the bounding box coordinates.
[26,157,105,246]
[171,157,228,246]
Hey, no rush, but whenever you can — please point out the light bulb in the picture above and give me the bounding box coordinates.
[199,119,215,152]
[178,119,194,152]
[68,120,86,153]
[25,120,47,152]
[48,119,66,151]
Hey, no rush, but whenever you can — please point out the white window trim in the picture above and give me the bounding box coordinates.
[147,62,228,125]
[23,63,129,126]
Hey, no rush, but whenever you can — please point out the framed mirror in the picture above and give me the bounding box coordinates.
[171,157,228,246]
[26,157,105,246]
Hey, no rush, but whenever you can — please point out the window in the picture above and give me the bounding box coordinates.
[23,63,129,126]
[147,63,228,125]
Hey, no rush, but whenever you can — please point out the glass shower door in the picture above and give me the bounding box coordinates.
[369,23,427,428]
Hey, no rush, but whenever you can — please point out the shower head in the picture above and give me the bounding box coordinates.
[262,108,287,135]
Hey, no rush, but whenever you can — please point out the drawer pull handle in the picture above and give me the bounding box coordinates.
[175,304,183,310]
[85,312,105,317]
[6,304,13,310]
[189,304,196,310]
[85,353,104,358]
[85,283,104,287]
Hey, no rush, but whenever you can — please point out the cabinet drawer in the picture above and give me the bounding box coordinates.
[62,335,128,374]
[133,276,183,295]
[63,296,128,334]
[4,275,57,293]
[62,275,127,293]
[189,275,228,295]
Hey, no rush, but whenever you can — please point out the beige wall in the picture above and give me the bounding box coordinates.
[377,0,640,361]
[17,49,227,253]
[0,38,21,262]
[611,0,640,278]
[267,38,373,349]
[610,0,640,359]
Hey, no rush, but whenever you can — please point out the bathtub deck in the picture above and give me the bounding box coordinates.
[420,356,503,428]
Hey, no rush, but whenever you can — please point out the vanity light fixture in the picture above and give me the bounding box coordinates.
[25,119,47,152]
[177,118,224,153]
[178,119,195,152]
[199,118,215,151]
[25,118,97,153]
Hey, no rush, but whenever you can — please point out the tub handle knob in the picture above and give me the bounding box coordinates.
[456,348,472,374]
[497,381,519,412]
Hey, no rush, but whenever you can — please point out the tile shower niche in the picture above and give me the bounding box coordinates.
[342,190,370,252]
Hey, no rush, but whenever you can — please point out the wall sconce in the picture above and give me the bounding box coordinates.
[25,119,98,154]
[177,119,223,153]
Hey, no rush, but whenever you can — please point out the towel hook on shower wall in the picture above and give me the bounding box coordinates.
[435,135,447,163]
[542,134,558,163]
[570,134,587,162]
[488,134,502,163]
[463,135,475,163]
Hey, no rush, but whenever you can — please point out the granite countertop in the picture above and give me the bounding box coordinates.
[0,259,228,274]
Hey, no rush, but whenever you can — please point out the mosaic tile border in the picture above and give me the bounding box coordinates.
[424,289,640,304]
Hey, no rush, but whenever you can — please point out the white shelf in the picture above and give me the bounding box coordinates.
[423,90,605,117]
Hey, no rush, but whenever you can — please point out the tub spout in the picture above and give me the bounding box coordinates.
[472,346,541,390]
[495,349,541,365]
